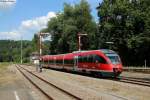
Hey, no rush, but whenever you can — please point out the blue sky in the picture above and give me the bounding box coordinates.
[0,0,102,40]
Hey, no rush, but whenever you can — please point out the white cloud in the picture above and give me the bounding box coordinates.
[0,11,56,40]
[20,12,56,31]
[0,31,20,40]
[0,0,16,10]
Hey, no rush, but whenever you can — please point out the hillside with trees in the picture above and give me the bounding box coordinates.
[0,40,32,62]
[0,38,49,63]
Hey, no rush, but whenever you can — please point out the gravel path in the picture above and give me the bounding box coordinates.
[23,65,150,100]
[121,71,150,80]
[0,64,46,100]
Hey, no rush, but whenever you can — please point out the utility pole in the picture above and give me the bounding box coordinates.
[39,34,42,56]
[144,59,147,68]
[21,36,23,64]
[38,32,49,56]
[78,33,87,51]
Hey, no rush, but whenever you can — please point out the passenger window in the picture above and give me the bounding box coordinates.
[64,59,73,64]
[69,60,73,64]
[78,56,82,63]
[86,55,89,62]
[87,55,93,63]
[79,55,94,63]
[82,56,87,62]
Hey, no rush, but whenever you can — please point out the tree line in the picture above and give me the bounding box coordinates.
[0,39,49,63]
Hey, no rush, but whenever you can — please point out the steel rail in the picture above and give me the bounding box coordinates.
[118,77,150,87]
[15,65,54,100]
[18,65,82,100]
[122,76,150,83]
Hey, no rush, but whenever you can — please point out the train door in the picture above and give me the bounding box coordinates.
[62,56,65,69]
[54,57,56,68]
[74,56,78,71]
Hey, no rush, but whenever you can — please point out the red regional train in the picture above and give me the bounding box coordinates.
[41,49,123,77]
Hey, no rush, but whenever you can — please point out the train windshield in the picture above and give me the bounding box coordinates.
[106,54,121,64]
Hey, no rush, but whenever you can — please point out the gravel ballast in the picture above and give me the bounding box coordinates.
[25,65,150,100]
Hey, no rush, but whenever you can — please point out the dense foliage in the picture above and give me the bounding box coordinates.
[97,0,150,66]
[41,0,97,54]
[0,39,49,63]
[0,40,32,62]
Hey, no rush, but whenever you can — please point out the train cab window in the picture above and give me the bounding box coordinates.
[94,55,107,64]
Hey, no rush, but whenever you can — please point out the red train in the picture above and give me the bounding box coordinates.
[41,49,123,77]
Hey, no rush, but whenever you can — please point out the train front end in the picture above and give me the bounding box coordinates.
[101,49,123,77]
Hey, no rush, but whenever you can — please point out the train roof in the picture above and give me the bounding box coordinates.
[43,49,115,56]
[41,49,116,60]
[100,49,116,54]
[72,49,116,54]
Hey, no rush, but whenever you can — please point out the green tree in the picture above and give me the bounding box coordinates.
[97,0,150,66]
[32,34,38,51]
[41,0,97,54]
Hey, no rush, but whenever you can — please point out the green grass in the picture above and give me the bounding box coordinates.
[0,63,10,71]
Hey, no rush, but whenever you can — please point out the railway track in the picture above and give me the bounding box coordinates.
[118,76,150,87]
[16,64,82,100]
[20,64,150,90]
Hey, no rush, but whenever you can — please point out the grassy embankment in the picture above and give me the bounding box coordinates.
[0,63,11,85]
[0,63,9,73]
